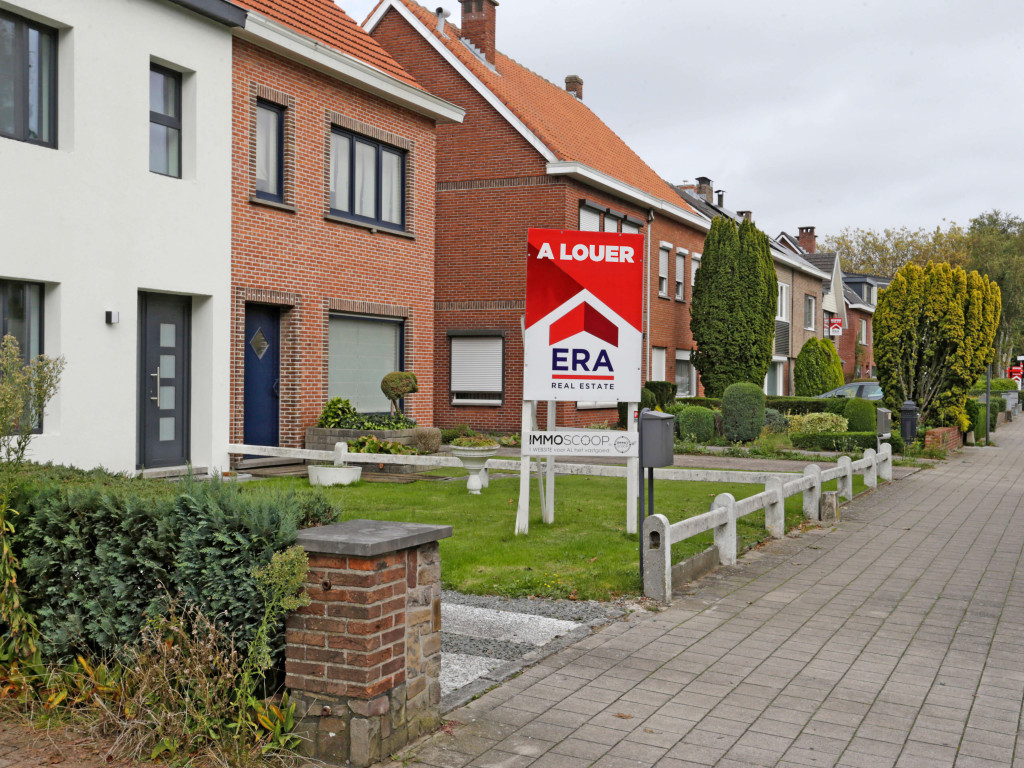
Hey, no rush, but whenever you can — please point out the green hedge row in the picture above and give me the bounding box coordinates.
[791,432,904,452]
[674,395,889,416]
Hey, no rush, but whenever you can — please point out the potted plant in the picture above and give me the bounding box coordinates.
[450,436,499,495]
[307,443,362,487]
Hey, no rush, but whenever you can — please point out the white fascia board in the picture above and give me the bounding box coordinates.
[236,13,465,124]
[546,161,711,232]
[847,300,873,312]
[364,1,555,160]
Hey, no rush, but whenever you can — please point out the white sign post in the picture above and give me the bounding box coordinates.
[515,229,644,535]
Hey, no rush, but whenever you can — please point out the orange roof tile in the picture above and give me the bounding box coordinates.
[236,0,421,88]
[394,0,696,215]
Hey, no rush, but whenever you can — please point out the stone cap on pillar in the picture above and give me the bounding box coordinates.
[296,519,452,557]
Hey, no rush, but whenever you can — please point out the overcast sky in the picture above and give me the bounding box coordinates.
[342,0,1024,241]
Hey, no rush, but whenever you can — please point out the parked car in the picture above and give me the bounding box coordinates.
[816,382,884,400]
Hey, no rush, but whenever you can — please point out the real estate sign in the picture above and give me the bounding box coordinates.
[522,429,639,458]
[523,229,644,402]
[828,317,843,336]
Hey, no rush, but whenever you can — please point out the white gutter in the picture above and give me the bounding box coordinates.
[547,161,710,232]
[236,12,465,125]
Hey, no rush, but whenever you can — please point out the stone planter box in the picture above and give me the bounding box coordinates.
[451,444,499,494]
[305,427,418,474]
[308,465,362,487]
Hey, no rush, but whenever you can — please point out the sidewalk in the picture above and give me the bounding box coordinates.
[389,421,1024,768]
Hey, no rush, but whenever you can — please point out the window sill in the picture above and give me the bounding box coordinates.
[452,399,503,407]
[675,297,687,303]
[804,326,816,332]
[658,293,670,300]
[324,213,415,239]
[249,195,296,213]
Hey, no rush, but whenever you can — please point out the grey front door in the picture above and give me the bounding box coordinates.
[138,292,190,469]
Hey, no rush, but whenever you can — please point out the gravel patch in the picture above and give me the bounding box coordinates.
[441,589,626,625]
[442,634,535,661]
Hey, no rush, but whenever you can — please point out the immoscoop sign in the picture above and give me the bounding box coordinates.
[515,228,644,535]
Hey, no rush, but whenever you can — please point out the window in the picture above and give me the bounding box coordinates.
[675,351,695,397]
[652,346,666,381]
[602,213,619,233]
[804,294,816,330]
[149,65,181,177]
[764,360,784,396]
[578,202,643,234]
[328,316,403,412]
[691,253,701,286]
[870,285,878,305]
[675,250,686,300]
[663,246,671,296]
[0,280,43,361]
[579,205,601,232]
[859,318,868,344]
[450,334,503,405]
[776,282,790,322]
[0,10,57,147]
[330,128,405,230]
[255,101,284,201]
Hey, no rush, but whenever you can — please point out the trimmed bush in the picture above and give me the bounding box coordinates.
[793,338,845,396]
[675,397,721,410]
[640,387,658,411]
[765,396,830,415]
[644,381,677,409]
[970,377,1019,394]
[380,371,418,413]
[843,398,876,432]
[790,432,877,451]
[411,427,442,453]
[788,412,848,434]
[676,406,716,443]
[763,408,788,434]
[722,382,766,443]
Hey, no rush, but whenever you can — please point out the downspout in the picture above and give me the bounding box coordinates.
[645,208,655,381]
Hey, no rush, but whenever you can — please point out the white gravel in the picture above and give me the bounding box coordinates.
[441,603,579,647]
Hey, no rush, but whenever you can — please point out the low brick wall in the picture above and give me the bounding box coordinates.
[924,426,962,452]
[286,520,451,766]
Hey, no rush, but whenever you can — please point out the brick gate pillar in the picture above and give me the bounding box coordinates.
[285,519,452,766]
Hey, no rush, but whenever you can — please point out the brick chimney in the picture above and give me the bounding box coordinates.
[565,75,583,100]
[737,211,752,222]
[798,226,817,253]
[695,176,713,203]
[461,0,498,65]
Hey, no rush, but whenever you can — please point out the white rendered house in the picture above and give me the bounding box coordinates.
[0,0,243,473]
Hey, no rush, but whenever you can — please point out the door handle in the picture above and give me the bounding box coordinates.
[272,379,280,398]
[150,367,162,408]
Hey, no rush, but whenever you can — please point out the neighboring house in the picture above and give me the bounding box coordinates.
[1,0,244,473]
[673,180,828,396]
[366,0,711,430]
[227,0,463,449]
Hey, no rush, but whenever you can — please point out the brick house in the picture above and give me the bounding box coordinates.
[227,0,463,449]
[366,0,710,430]
[673,181,828,395]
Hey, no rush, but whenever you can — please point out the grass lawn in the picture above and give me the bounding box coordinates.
[261,471,867,601]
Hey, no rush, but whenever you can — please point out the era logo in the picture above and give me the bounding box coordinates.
[552,348,613,372]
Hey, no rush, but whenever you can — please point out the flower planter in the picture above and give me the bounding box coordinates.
[451,445,499,495]
[308,465,362,487]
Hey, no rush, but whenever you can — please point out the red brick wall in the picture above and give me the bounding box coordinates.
[836,306,874,382]
[924,426,962,452]
[231,39,438,446]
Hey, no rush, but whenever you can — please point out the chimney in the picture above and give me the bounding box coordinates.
[798,226,817,253]
[461,0,498,65]
[565,75,583,100]
[695,176,713,203]
[435,6,451,34]
[716,190,726,208]
[737,211,752,222]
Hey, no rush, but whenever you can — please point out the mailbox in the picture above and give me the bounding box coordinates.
[876,407,891,439]
[639,409,675,468]
[900,400,918,443]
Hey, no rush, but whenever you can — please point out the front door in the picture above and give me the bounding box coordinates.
[138,292,191,468]
[244,304,280,446]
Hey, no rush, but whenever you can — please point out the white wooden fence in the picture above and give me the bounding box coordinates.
[641,444,893,603]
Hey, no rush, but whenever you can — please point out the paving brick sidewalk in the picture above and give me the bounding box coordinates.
[388,422,1024,768]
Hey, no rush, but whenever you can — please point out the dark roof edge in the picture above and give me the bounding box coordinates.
[166,0,246,28]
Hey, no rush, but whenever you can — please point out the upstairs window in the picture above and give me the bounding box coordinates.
[255,100,284,202]
[658,245,670,297]
[776,282,790,322]
[675,250,687,300]
[579,201,643,234]
[0,10,57,147]
[149,64,181,177]
[804,294,816,330]
[330,128,405,230]
[691,253,701,286]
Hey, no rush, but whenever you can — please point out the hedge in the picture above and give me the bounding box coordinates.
[722,382,765,443]
[844,398,876,432]
[644,381,677,409]
[674,397,721,410]
[791,432,882,451]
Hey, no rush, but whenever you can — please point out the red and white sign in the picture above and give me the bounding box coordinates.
[1008,366,1023,383]
[523,229,644,402]
[828,317,843,336]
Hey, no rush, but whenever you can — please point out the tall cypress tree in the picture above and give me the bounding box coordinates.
[692,217,778,397]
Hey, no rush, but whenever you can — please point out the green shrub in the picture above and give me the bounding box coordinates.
[411,427,442,453]
[722,382,766,443]
[824,398,849,415]
[675,406,715,443]
[640,387,658,412]
[451,436,499,448]
[970,377,1019,394]
[765,396,830,415]
[886,433,906,453]
[788,412,848,434]
[844,398,876,432]
[316,396,358,428]
[675,397,722,410]
[644,381,677,409]
[763,408,789,434]
[348,435,419,454]
[617,402,628,428]
[315,397,416,430]
[380,371,418,414]
[793,338,845,396]
[790,432,877,451]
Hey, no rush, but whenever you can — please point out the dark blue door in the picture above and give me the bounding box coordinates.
[244,304,280,446]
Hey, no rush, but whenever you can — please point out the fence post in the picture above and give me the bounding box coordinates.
[837,456,853,501]
[878,443,893,482]
[863,448,877,489]
[333,441,349,466]
[712,493,737,566]
[802,464,822,521]
[764,477,785,539]
[642,514,672,603]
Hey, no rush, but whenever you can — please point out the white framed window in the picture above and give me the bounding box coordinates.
[658,245,670,297]
[859,318,868,344]
[450,333,503,405]
[579,205,601,232]
[675,250,687,300]
[776,282,790,322]
[764,358,786,396]
[691,253,701,286]
[652,346,666,381]
[675,350,696,397]
[804,294,816,330]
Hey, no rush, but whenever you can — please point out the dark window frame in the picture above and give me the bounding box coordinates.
[1,279,45,433]
[149,63,182,178]
[329,126,407,231]
[255,99,284,203]
[447,329,504,405]
[0,9,58,148]
[328,312,407,413]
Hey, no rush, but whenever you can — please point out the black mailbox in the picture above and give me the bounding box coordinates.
[640,409,675,468]
[876,407,891,439]
[900,400,918,443]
